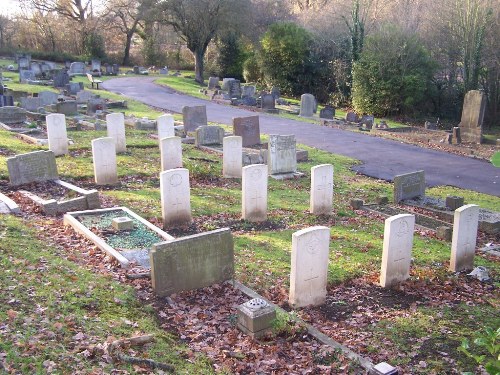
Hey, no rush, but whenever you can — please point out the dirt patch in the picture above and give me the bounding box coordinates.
[14,180,80,200]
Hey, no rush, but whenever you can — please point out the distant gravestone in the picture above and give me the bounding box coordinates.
[289,226,330,308]
[223,136,242,178]
[56,101,78,116]
[0,106,27,124]
[345,112,359,123]
[450,204,479,272]
[221,78,235,92]
[76,90,95,104]
[18,56,30,70]
[46,113,69,156]
[261,94,275,110]
[360,115,374,129]
[159,68,168,75]
[53,70,70,88]
[7,150,58,186]
[268,134,297,176]
[160,136,183,171]
[30,62,42,76]
[242,164,268,222]
[380,214,415,288]
[66,82,84,95]
[134,117,156,130]
[228,80,241,98]
[92,137,118,185]
[299,94,315,117]
[310,164,334,215]
[91,59,101,72]
[271,87,280,100]
[87,98,107,115]
[459,90,486,143]
[241,85,256,98]
[38,91,59,106]
[105,64,113,75]
[0,95,14,107]
[393,170,425,203]
[106,113,126,153]
[112,64,120,75]
[150,228,234,297]
[160,168,192,228]
[19,70,35,83]
[69,62,86,76]
[20,97,42,112]
[157,114,175,140]
[208,77,219,89]
[133,66,140,74]
[233,115,260,147]
[195,125,224,146]
[182,105,207,132]
[319,107,335,120]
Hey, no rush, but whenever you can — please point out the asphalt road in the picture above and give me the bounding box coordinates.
[102,77,499,196]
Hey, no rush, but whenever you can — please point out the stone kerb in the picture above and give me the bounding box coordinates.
[160,136,183,171]
[450,204,480,272]
[7,150,58,186]
[242,164,268,222]
[92,137,118,185]
[289,226,330,308]
[157,114,175,140]
[310,164,334,215]
[46,113,69,156]
[223,136,242,178]
[380,214,415,288]
[106,113,127,153]
[160,168,192,228]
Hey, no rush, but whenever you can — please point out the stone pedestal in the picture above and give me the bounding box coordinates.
[237,298,276,339]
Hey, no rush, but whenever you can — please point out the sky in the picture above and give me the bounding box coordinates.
[1,0,23,16]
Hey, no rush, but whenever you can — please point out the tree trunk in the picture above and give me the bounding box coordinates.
[194,48,204,84]
[123,32,133,66]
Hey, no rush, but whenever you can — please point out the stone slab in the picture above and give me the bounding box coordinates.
[233,115,260,147]
[393,170,425,203]
[7,150,58,186]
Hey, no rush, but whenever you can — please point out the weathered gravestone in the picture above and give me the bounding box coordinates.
[150,228,234,297]
[268,134,297,176]
[242,164,268,222]
[320,106,335,120]
[134,117,156,130]
[261,94,275,111]
[19,70,35,83]
[160,136,183,171]
[92,137,118,185]
[46,113,69,156]
[112,64,120,75]
[160,168,192,228]
[17,56,31,70]
[360,115,375,129]
[0,95,14,107]
[87,98,107,115]
[299,94,315,117]
[271,87,280,100]
[228,80,241,98]
[66,82,84,95]
[20,97,42,112]
[182,105,207,132]
[91,60,101,73]
[30,62,42,76]
[53,70,70,88]
[241,85,256,98]
[459,90,486,143]
[450,204,479,272]
[157,114,175,139]
[310,164,334,215]
[76,90,95,104]
[69,62,86,76]
[208,77,219,89]
[223,136,242,178]
[195,125,224,147]
[38,91,59,106]
[233,115,260,147]
[106,113,126,153]
[56,101,78,116]
[7,150,58,186]
[393,170,425,203]
[221,78,235,92]
[0,106,27,124]
[104,64,113,75]
[345,112,359,123]
[289,226,330,308]
[380,214,415,288]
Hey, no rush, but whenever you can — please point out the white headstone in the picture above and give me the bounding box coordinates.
[106,113,126,153]
[268,134,297,176]
[160,136,183,171]
[242,164,268,222]
[46,113,68,156]
[289,226,330,308]
[157,114,175,140]
[160,168,192,228]
[450,204,480,272]
[310,164,334,215]
[223,136,242,178]
[380,214,415,288]
[92,137,118,185]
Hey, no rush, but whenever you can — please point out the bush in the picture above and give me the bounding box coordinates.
[243,53,261,83]
[83,32,106,60]
[216,33,247,81]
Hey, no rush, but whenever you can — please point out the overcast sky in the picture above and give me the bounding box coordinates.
[2,0,22,16]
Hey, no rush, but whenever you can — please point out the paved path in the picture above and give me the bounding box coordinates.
[103,77,499,196]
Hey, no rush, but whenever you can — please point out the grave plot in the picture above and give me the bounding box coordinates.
[64,207,174,268]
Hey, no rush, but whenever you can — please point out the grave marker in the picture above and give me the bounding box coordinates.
[233,115,260,147]
[92,137,118,185]
[242,164,268,222]
[7,150,58,186]
[450,204,479,272]
[69,62,86,76]
[38,91,59,106]
[56,101,77,116]
[320,106,335,120]
[310,164,334,215]
[393,170,425,203]
[182,105,207,132]
[208,76,219,89]
[0,106,27,124]
[223,136,242,178]
[459,90,486,143]
[195,125,224,146]
[20,97,42,112]
[160,136,183,171]
[160,168,192,228]
[157,114,175,139]
[299,93,315,117]
[106,113,126,153]
[268,134,297,176]
[46,113,69,156]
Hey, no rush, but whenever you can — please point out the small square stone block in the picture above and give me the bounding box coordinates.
[446,196,464,210]
[436,226,452,241]
[376,195,389,205]
[350,199,364,210]
[237,298,276,339]
[373,362,398,375]
[112,216,134,231]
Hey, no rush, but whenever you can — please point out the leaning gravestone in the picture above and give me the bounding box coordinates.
[46,113,69,156]
[194,125,224,147]
[92,137,118,185]
[208,77,219,89]
[320,107,335,120]
[310,164,334,215]
[380,214,415,288]
[7,150,58,186]
[0,106,27,124]
[233,116,260,147]
[157,114,175,139]
[459,90,486,143]
[20,97,42,112]
[106,113,126,153]
[69,62,86,76]
[393,170,425,203]
[268,134,297,177]
[242,164,268,222]
[289,226,330,308]
[160,136,183,171]
[160,168,192,228]
[38,91,59,106]
[182,105,207,132]
[299,94,315,117]
[450,204,480,272]
[223,136,242,178]
[150,228,234,297]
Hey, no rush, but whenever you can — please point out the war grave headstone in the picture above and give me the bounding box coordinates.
[223,136,243,178]
[345,112,359,123]
[242,164,268,222]
[160,168,192,228]
[182,105,207,132]
[208,77,219,89]
[0,106,27,124]
[69,62,86,76]
[53,70,70,88]
[20,97,42,112]
[233,115,260,147]
[393,170,425,203]
[106,113,127,153]
[19,70,35,83]
[46,113,69,156]
[160,136,183,171]
[268,134,299,179]
[459,90,485,143]
[320,106,335,120]
[380,214,415,288]
[241,85,256,98]
[38,91,59,106]
[76,90,95,104]
[289,226,330,308]
[56,100,78,116]
[195,125,224,147]
[450,204,479,272]
[299,94,315,117]
[64,206,174,268]
[92,137,118,185]
[310,164,334,215]
[0,95,14,107]
[157,114,175,139]
[150,228,234,297]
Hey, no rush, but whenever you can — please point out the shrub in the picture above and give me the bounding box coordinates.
[243,53,261,83]
[216,32,247,81]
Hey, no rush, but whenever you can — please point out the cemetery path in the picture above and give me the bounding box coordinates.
[102,77,500,196]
